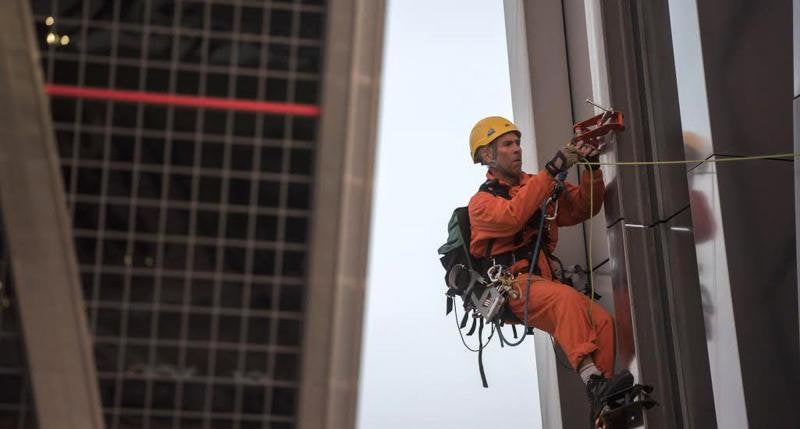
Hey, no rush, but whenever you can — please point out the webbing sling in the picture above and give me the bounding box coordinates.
[478,318,488,388]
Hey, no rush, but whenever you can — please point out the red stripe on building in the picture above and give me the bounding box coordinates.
[45,84,321,117]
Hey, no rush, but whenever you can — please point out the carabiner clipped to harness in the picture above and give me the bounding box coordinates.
[545,170,567,221]
[546,198,559,221]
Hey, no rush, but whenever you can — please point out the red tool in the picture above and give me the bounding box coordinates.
[572,99,625,148]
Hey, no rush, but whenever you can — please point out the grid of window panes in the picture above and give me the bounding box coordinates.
[0,212,38,428]
[31,1,323,427]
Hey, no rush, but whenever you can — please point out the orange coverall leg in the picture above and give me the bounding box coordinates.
[506,274,616,378]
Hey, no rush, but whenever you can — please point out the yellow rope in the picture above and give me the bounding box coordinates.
[577,152,799,167]
[579,151,799,322]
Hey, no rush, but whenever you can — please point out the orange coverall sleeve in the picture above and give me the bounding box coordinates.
[555,168,605,226]
[468,170,555,238]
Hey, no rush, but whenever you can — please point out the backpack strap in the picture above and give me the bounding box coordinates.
[477,179,546,260]
[478,180,506,261]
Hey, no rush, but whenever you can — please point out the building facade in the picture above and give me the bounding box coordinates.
[0,0,384,428]
[504,0,798,428]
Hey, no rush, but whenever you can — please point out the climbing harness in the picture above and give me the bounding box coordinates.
[438,171,568,387]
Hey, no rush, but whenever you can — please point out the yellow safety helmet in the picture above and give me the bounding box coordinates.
[469,116,521,163]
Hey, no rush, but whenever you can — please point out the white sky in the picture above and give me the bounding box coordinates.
[357,1,542,428]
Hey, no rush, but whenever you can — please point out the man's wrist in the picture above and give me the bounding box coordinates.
[545,150,568,176]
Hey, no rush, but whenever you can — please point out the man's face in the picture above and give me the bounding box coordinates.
[488,132,522,176]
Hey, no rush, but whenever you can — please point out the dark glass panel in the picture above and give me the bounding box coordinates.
[294,79,318,104]
[287,182,310,209]
[297,46,321,73]
[201,142,224,168]
[233,113,256,137]
[269,9,293,37]
[265,78,287,101]
[277,318,301,346]
[260,147,282,173]
[267,43,290,71]
[262,115,285,139]
[196,210,219,237]
[228,178,251,205]
[255,215,277,241]
[292,117,318,141]
[165,208,190,235]
[240,7,263,34]
[274,353,299,381]
[225,212,248,239]
[210,4,234,31]
[279,284,304,312]
[230,144,253,171]
[300,12,324,39]
[257,181,280,207]
[281,251,305,277]
[252,250,275,276]
[271,387,297,415]
[289,148,313,175]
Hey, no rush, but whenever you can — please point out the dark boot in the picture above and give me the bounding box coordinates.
[586,369,634,423]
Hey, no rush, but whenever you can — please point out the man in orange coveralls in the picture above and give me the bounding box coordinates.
[467,116,632,417]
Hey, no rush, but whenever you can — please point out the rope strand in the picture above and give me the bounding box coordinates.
[580,151,798,323]
[577,152,799,167]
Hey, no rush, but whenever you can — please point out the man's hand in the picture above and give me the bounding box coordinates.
[574,141,600,159]
[575,140,602,170]
[545,141,601,176]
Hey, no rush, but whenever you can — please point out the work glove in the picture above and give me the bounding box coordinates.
[545,144,580,177]
[545,142,601,176]
[576,140,601,170]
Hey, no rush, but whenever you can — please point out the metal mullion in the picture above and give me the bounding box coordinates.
[65,0,91,274]
[136,1,163,426]
[46,51,320,80]
[202,0,324,13]
[53,123,315,149]
[32,14,325,46]
[114,407,296,422]
[231,0,264,421]
[61,159,315,182]
[258,2,277,421]
[168,0,196,426]
[264,0,301,419]
[101,1,129,427]
[68,195,311,217]
[73,230,307,252]
[88,301,305,321]
[214,3,243,418]
[199,1,225,426]
[93,336,302,355]
[82,265,306,285]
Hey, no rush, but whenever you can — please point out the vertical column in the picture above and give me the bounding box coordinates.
[503,2,563,428]
[600,0,717,427]
[794,0,800,367]
[297,0,385,428]
[692,0,799,426]
[504,1,620,427]
[668,0,748,426]
[0,1,104,428]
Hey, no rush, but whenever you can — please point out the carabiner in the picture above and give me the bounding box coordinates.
[546,199,559,221]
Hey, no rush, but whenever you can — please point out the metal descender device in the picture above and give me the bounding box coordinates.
[446,263,518,323]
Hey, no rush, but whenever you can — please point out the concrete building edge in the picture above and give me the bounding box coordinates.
[297,0,386,428]
[0,0,104,428]
[503,1,564,428]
